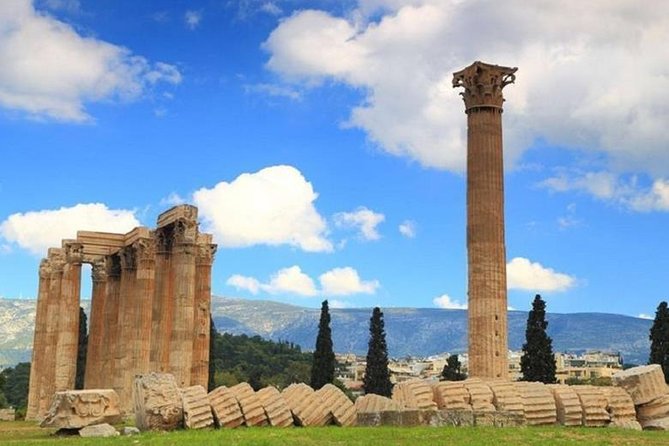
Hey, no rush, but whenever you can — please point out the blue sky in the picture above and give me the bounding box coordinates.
[1,0,668,318]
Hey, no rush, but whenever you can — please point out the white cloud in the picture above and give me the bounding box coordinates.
[0,203,140,256]
[184,10,202,30]
[260,2,282,16]
[398,220,416,238]
[264,265,317,296]
[334,207,385,241]
[226,274,261,295]
[0,1,181,122]
[433,294,467,310]
[193,165,332,252]
[160,192,186,207]
[638,313,653,320]
[328,299,348,309]
[507,257,575,292]
[319,267,379,296]
[264,2,669,176]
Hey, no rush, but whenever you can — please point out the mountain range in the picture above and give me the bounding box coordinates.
[0,296,653,369]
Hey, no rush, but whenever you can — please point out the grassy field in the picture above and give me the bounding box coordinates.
[1,421,668,445]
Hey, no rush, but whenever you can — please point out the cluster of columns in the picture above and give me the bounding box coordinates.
[26,205,217,419]
[453,61,517,380]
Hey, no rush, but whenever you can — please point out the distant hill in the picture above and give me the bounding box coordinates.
[0,296,652,369]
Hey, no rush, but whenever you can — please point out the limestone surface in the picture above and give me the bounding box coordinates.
[256,386,293,427]
[391,379,437,411]
[133,373,183,431]
[641,416,669,431]
[636,393,669,424]
[548,384,583,427]
[488,381,524,419]
[0,408,16,421]
[121,426,140,435]
[79,423,119,437]
[229,383,268,427]
[316,384,357,427]
[612,365,669,405]
[355,393,403,413]
[181,385,213,429]
[40,389,122,430]
[432,381,470,411]
[601,386,638,427]
[514,382,556,426]
[208,386,244,428]
[282,383,331,426]
[462,379,495,412]
[573,386,610,427]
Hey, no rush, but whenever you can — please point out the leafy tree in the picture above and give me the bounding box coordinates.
[310,300,335,390]
[520,295,557,383]
[75,306,88,390]
[363,307,392,397]
[208,314,218,392]
[649,301,669,383]
[0,362,30,409]
[441,354,466,381]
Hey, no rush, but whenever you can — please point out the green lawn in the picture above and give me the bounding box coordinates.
[1,421,668,446]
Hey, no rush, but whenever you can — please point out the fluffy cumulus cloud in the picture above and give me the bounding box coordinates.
[0,0,181,121]
[193,165,332,252]
[506,257,575,292]
[398,220,416,238]
[264,1,669,179]
[0,203,140,256]
[227,265,379,297]
[334,207,385,241]
[319,267,379,296]
[433,294,467,310]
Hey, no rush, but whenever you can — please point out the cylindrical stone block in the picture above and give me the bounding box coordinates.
[54,260,81,392]
[191,241,216,388]
[26,260,51,420]
[84,259,107,389]
[612,365,669,405]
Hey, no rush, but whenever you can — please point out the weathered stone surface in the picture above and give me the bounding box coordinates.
[391,379,437,411]
[438,409,475,427]
[315,384,357,427]
[133,373,183,432]
[609,419,642,431]
[355,393,403,413]
[121,426,140,435]
[641,416,669,431]
[573,386,610,427]
[229,383,268,427]
[357,411,382,426]
[0,408,16,421]
[612,365,669,406]
[462,379,495,412]
[492,410,525,427]
[256,386,293,427]
[208,386,244,428]
[514,382,556,426]
[488,380,524,420]
[473,410,495,426]
[282,383,331,426]
[636,394,669,423]
[181,385,213,429]
[40,389,122,430]
[548,384,583,427]
[432,381,471,411]
[79,423,119,438]
[601,386,637,426]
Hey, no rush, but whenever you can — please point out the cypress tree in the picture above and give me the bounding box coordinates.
[310,300,335,389]
[75,306,88,390]
[363,307,392,397]
[208,314,217,392]
[649,301,669,383]
[520,294,557,383]
[441,354,466,381]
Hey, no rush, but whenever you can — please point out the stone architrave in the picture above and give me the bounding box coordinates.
[612,365,669,405]
[26,259,51,420]
[281,383,331,426]
[133,373,183,432]
[453,61,517,379]
[191,236,216,388]
[547,384,583,427]
[315,384,357,427]
[513,381,556,426]
[208,386,245,428]
[256,386,294,427]
[181,385,214,429]
[229,382,268,427]
[40,389,122,430]
[432,381,471,411]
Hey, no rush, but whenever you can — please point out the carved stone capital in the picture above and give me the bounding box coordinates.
[196,243,217,266]
[91,258,108,283]
[173,218,197,246]
[48,249,67,274]
[39,259,52,280]
[155,227,173,254]
[64,242,84,264]
[120,245,137,270]
[453,61,517,112]
[107,255,122,278]
[134,237,156,264]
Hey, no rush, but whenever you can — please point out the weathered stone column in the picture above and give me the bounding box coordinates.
[453,61,517,379]
[26,259,52,420]
[191,235,217,388]
[131,237,156,379]
[54,242,83,392]
[100,255,121,389]
[84,257,107,389]
[150,226,174,373]
[113,244,137,411]
[38,249,66,416]
[169,217,197,387]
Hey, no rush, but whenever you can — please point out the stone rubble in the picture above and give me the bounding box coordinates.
[256,386,294,427]
[229,383,268,427]
[547,385,583,427]
[282,383,331,426]
[316,384,357,427]
[573,386,610,427]
[133,373,183,431]
[40,389,122,430]
[180,385,214,429]
[78,423,119,437]
[208,386,244,428]
[612,365,669,405]
[514,381,557,426]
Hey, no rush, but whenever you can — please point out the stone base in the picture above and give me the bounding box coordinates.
[40,389,122,430]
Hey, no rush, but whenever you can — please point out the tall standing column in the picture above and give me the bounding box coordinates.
[150,226,174,372]
[84,257,107,389]
[26,259,52,420]
[114,245,137,411]
[191,236,217,388]
[169,218,197,387]
[131,237,156,378]
[54,242,83,392]
[101,255,121,389]
[453,61,517,379]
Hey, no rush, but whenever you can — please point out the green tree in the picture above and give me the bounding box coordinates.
[520,295,557,383]
[208,314,219,392]
[441,354,466,381]
[310,300,335,390]
[0,362,30,409]
[75,306,88,390]
[649,300,669,383]
[363,307,392,397]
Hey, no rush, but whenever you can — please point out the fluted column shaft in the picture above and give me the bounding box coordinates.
[191,242,217,388]
[150,227,173,372]
[26,260,51,420]
[54,259,82,391]
[132,238,156,378]
[84,258,107,389]
[101,255,121,389]
[113,246,137,411]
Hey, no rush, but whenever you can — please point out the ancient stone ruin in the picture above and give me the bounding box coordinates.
[453,61,517,380]
[26,205,217,419]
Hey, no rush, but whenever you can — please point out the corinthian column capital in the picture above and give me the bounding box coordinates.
[453,61,517,112]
